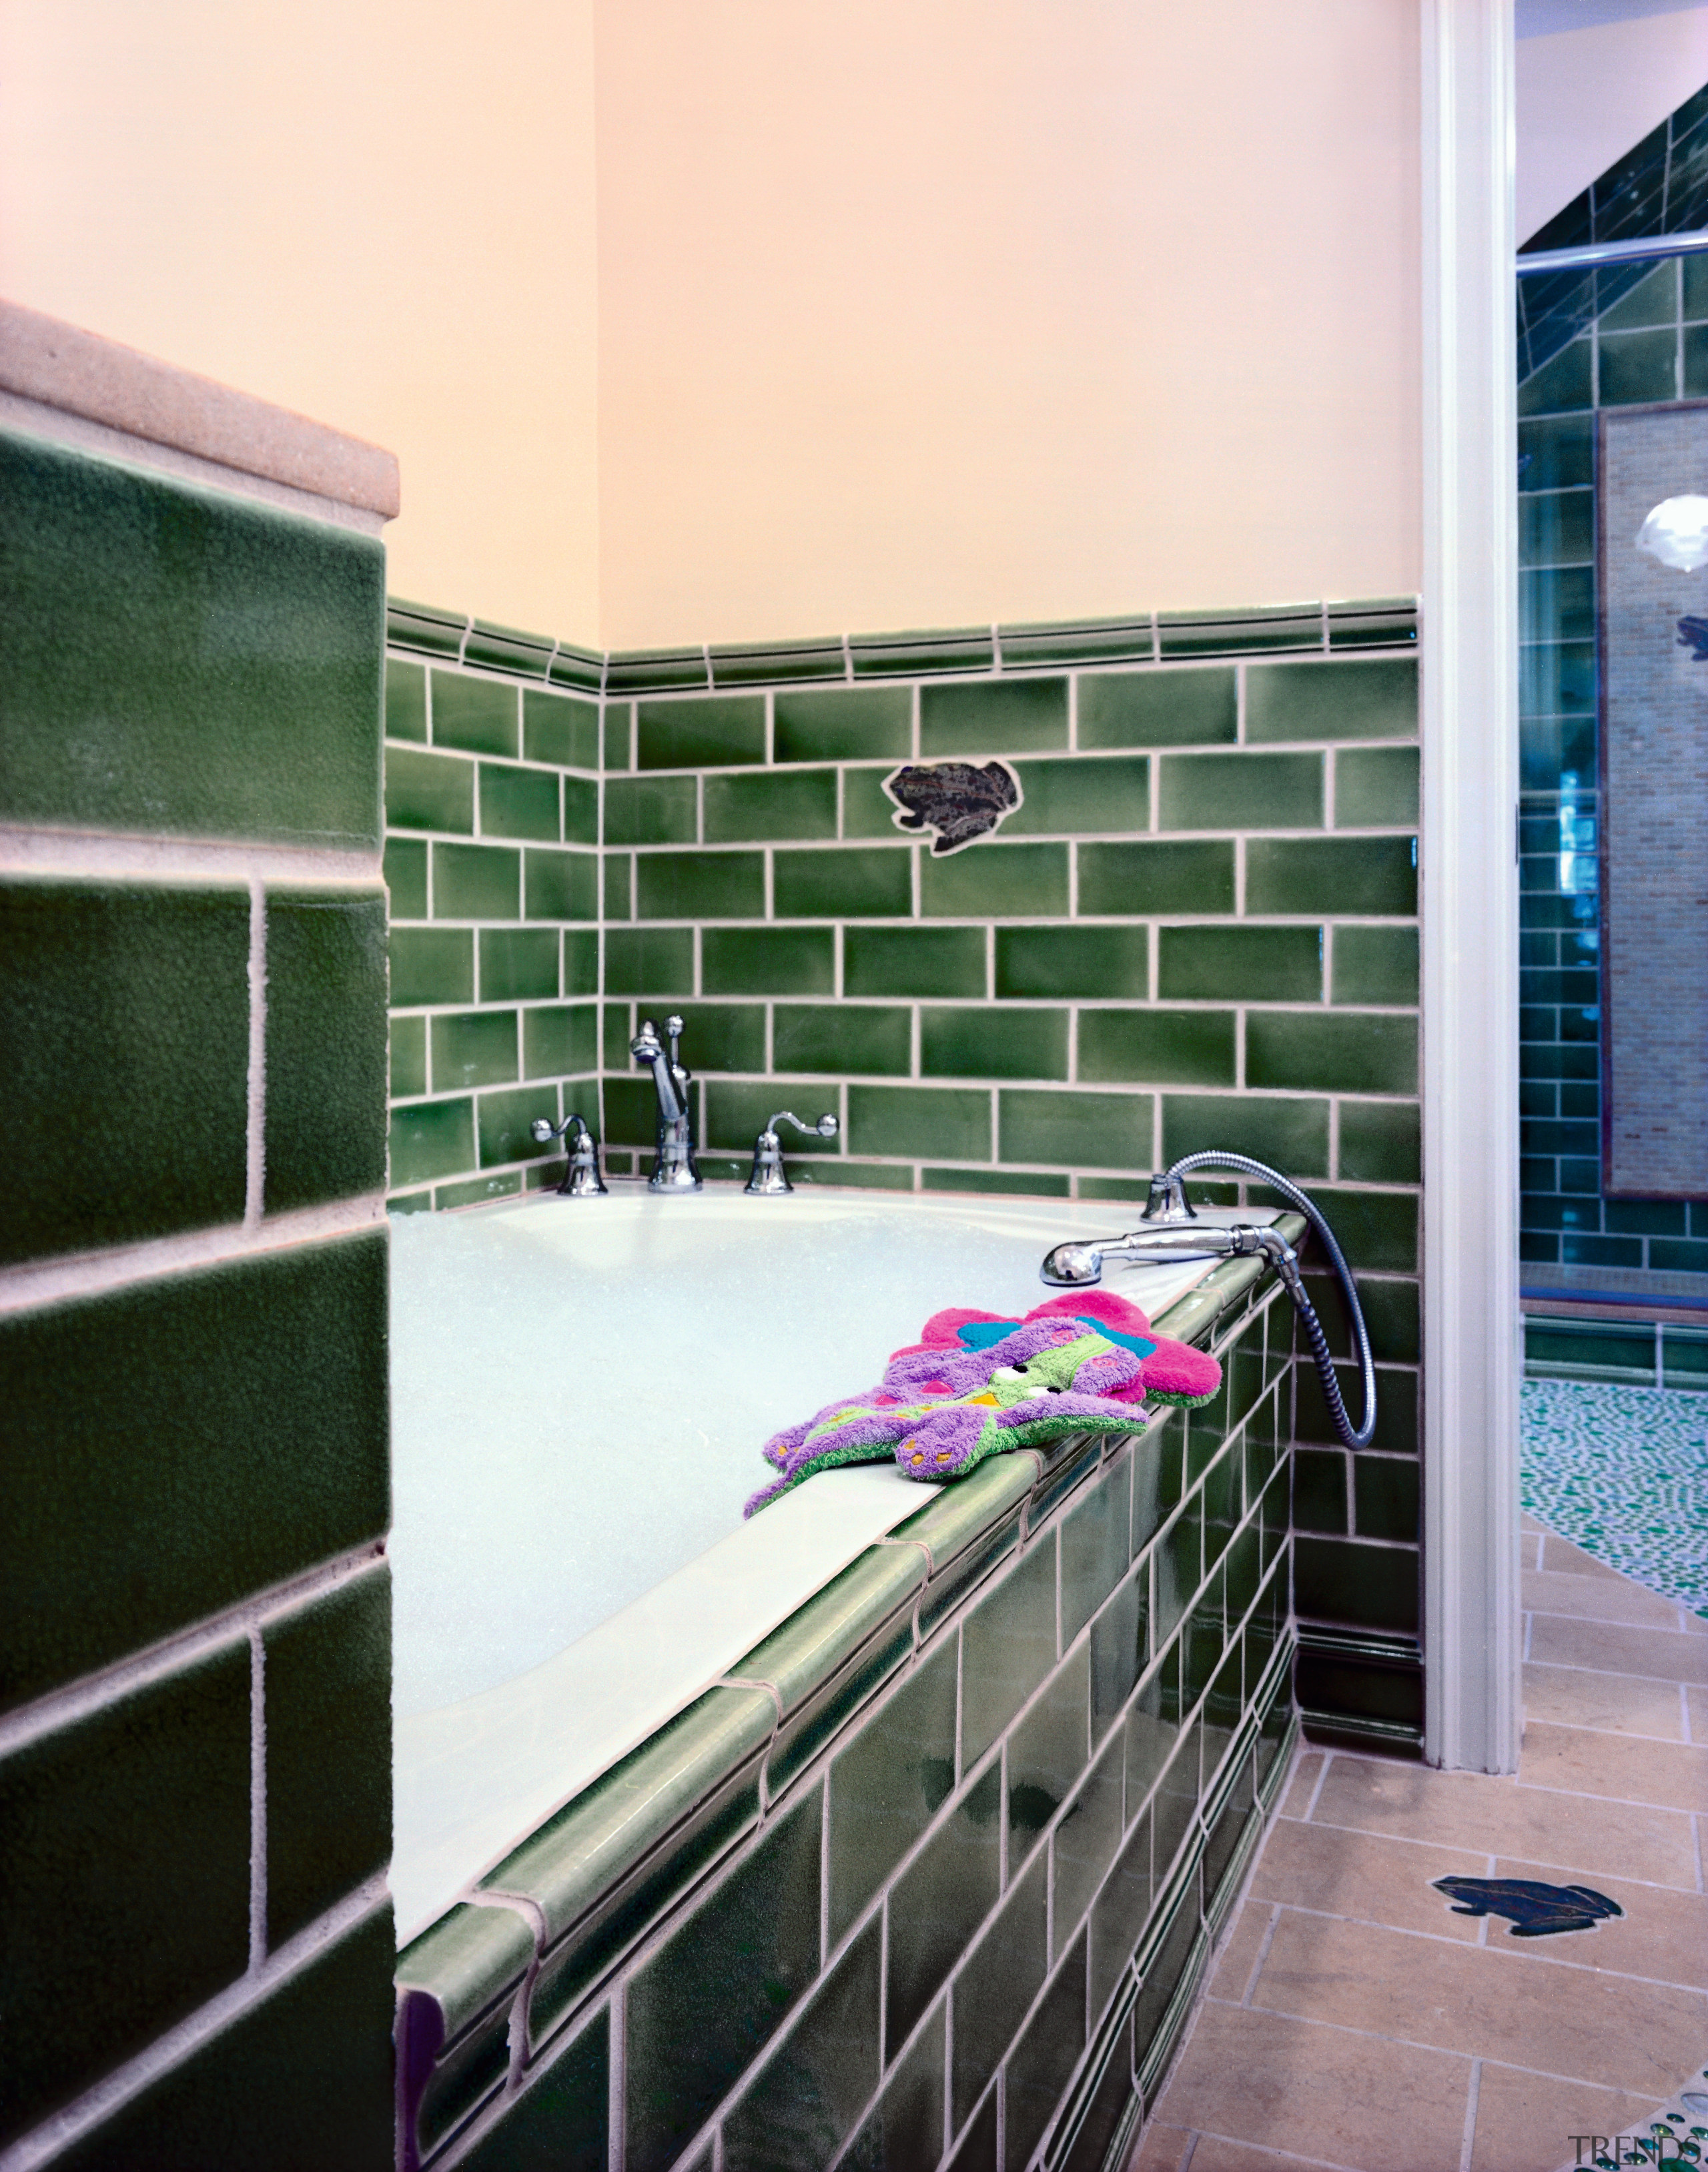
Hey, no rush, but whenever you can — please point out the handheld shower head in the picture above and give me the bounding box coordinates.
[1039,1224,1241,1288]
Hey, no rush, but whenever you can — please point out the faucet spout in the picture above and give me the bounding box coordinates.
[631,1015,701,1191]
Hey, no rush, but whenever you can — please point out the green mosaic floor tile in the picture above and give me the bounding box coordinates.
[775,685,912,764]
[432,1010,518,1092]
[706,767,838,842]
[384,836,428,919]
[523,687,600,771]
[391,1097,477,1186]
[606,775,699,847]
[480,927,559,1002]
[386,747,475,835]
[636,850,765,921]
[920,677,1068,755]
[1335,745,1419,828]
[386,659,427,743]
[702,926,833,995]
[847,1083,991,1162]
[390,927,473,1008]
[775,845,912,918]
[996,926,1148,1000]
[264,888,388,1215]
[1077,1008,1236,1087]
[638,693,766,771]
[1332,925,1418,1006]
[1157,925,1320,1002]
[1245,657,1417,744]
[1158,751,1322,830]
[847,926,987,997]
[776,1002,911,1076]
[921,1005,1068,1081]
[921,841,1067,918]
[1245,1011,1418,1095]
[1005,755,1148,836]
[479,762,560,842]
[999,1088,1151,1169]
[1078,839,1234,916]
[1160,1093,1329,1178]
[525,847,598,922]
[1077,667,1236,749]
[432,671,519,758]
[433,842,519,920]
[523,1004,598,1080]
[1246,836,1416,918]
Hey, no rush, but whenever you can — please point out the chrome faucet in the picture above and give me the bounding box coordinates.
[744,1110,838,1194]
[528,1112,608,1196]
[630,1015,701,1191]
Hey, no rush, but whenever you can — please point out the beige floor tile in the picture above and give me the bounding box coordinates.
[1525,1565,1689,1630]
[1523,1511,1547,1535]
[1247,1820,1489,1941]
[1204,1898,1274,2003]
[1691,1683,1708,1738]
[1469,2060,1666,2172]
[1529,1614,1708,1684]
[1489,1858,1708,1991]
[1150,2000,1472,2172]
[1250,1910,1708,2099]
[1176,2134,1350,2172]
[1518,1719,1708,1813]
[1539,1531,1629,1583]
[1277,1748,1326,1822]
[1523,1662,1686,1742]
[1125,2121,1192,2171]
[1311,1754,1701,1888]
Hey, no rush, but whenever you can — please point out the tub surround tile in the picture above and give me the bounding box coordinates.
[638,693,765,770]
[387,659,428,742]
[478,761,560,841]
[709,635,847,690]
[391,926,475,1008]
[733,1545,927,1715]
[1004,1932,1088,2168]
[523,686,600,771]
[431,671,519,759]
[462,619,552,683]
[847,926,986,998]
[1158,605,1322,659]
[828,1640,960,1942]
[1158,752,1323,831]
[775,685,912,763]
[388,598,466,661]
[1244,657,1418,743]
[703,925,835,995]
[264,888,389,1214]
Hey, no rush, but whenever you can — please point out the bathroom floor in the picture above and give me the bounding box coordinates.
[1128,1516,1708,2172]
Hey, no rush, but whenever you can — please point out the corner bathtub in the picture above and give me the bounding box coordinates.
[391,1182,1303,2172]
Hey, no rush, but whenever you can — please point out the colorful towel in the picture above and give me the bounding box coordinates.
[891,1289,1222,1407]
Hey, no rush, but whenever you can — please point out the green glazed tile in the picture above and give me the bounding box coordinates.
[624,1794,821,2171]
[775,685,912,763]
[843,2003,944,2171]
[723,1922,882,2172]
[1062,1459,1134,1645]
[265,889,388,1214]
[1299,1271,1418,1363]
[1,434,383,849]
[606,775,699,847]
[1078,667,1235,749]
[264,1568,390,1948]
[961,1541,1058,1766]
[523,1005,598,1080]
[1517,339,1592,416]
[388,1189,433,1213]
[390,927,473,1007]
[480,927,559,1002]
[996,926,1148,1000]
[702,926,833,995]
[462,619,552,681]
[604,701,633,770]
[388,597,466,660]
[1246,836,1415,918]
[1157,605,1320,658]
[1332,925,1418,1006]
[1326,599,1420,653]
[791,1161,916,1190]
[1157,926,1320,1002]
[636,850,765,921]
[1518,412,1593,492]
[386,659,427,743]
[396,1901,534,2059]
[1078,840,1234,916]
[895,1451,1037,1571]
[706,767,838,843]
[390,1016,427,1099]
[435,1171,520,1210]
[1686,323,1708,398]
[523,688,600,771]
[1296,1359,1418,1454]
[776,845,912,918]
[1335,745,1419,828]
[478,1084,559,1166]
[391,1097,477,1186]
[1245,1012,1418,1095]
[1004,755,1148,836]
[1005,1936,1088,2168]
[1293,1448,1348,1533]
[776,1002,912,1075]
[1158,751,1322,830]
[1599,326,1678,405]
[627,1000,764,1075]
[1088,1802,1151,2018]
[735,1549,925,1714]
[432,1010,518,1091]
[999,1088,1151,1170]
[847,1084,991,1161]
[602,1076,669,1151]
[1599,256,1673,329]
[926,1171,1070,1204]
[1148,1718,1202,1884]
[709,636,845,689]
[921,1006,1068,1081]
[563,929,598,996]
[638,694,765,771]
[1293,1537,1418,1633]
[1,879,249,1265]
[546,643,604,697]
[1051,1721,1125,1950]
[1354,1455,1420,1542]
[1521,566,1593,646]
[945,2087,999,2172]
[480,762,560,842]
[1090,1565,1146,1740]
[886,1765,1002,2057]
[1293,1186,1417,1273]
[949,1850,1048,2129]
[920,677,1068,755]
[843,765,909,839]
[1519,641,1595,717]
[847,926,987,997]
[607,649,711,697]
[1126,1644,1182,1805]
[526,848,598,922]
[1078,1010,1236,1088]
[1160,1094,1329,1178]
[1246,658,1418,745]
[999,617,1153,669]
[432,671,518,758]
[827,1640,958,1941]
[384,837,428,919]
[706,1078,842,1156]
[433,842,519,920]
[921,840,1066,918]
[851,627,995,679]
[1007,1646,1091,1870]
[604,851,632,921]
[454,2009,608,2172]
[386,747,474,835]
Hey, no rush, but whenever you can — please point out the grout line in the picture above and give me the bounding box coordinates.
[820,1770,831,1966]
[607,1985,627,2172]
[1683,1684,1694,1745]
[1302,1750,1334,1822]
[0,827,382,887]
[1177,2133,1200,2172]
[244,877,268,1229]
[1240,1902,1282,2005]
[248,1626,267,1974]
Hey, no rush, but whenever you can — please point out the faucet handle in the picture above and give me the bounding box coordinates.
[745,1111,838,1195]
[530,1113,608,1196]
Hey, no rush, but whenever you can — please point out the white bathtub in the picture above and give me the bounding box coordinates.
[388,1182,1249,1942]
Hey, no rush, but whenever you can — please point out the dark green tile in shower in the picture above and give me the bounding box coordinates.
[775,685,912,764]
[479,762,559,843]
[386,747,475,835]
[432,1011,517,1092]
[1517,413,1593,492]
[479,927,559,1002]
[1149,1718,1202,1885]
[844,2005,944,2172]
[390,1016,427,1099]
[563,928,597,996]
[1007,1646,1091,1871]
[1,1231,388,1708]
[526,848,598,923]
[604,852,632,921]
[606,775,698,847]
[265,888,388,1214]
[636,850,765,922]
[432,671,518,758]
[1292,1448,1348,1534]
[1078,839,1235,916]
[852,627,995,679]
[390,926,474,1007]
[455,2009,608,2172]
[1521,567,1594,647]
[1078,667,1235,749]
[1,879,249,1265]
[776,845,911,918]
[886,1766,1001,2059]
[703,925,833,995]
[1161,1094,1329,1178]
[1518,338,1593,416]
[391,1096,477,1187]
[433,842,519,920]
[1335,745,1419,829]
[999,1088,1151,1170]
[776,1002,911,1076]
[1338,1100,1421,1184]
[0,1638,252,2143]
[1246,1012,1417,1095]
[1246,836,1415,917]
[632,1002,765,1076]
[920,677,1068,755]
[524,1004,598,1080]
[706,1078,841,1156]
[638,694,766,771]
[603,1076,665,1151]
[950,1850,1047,2131]
[1005,755,1149,836]
[1078,1009,1236,1088]
[706,767,838,842]
[1088,1803,1151,2020]
[0,433,384,849]
[1333,925,1418,1006]
[1158,925,1320,1002]
[1519,489,1594,569]
[1354,1456,1420,1542]
[1520,641,1595,714]
[384,836,428,920]
[921,1006,1068,1081]
[1006,1937,1088,2170]
[1599,257,1674,329]
[1300,1271,1418,1366]
[847,1084,990,1162]
[1298,1186,1417,1273]
[1685,322,1708,398]
[1599,327,1677,405]
[1246,657,1418,745]
[522,689,598,771]
[1126,1645,1182,1805]
[996,925,1148,1000]
[386,658,427,743]
[1158,751,1322,830]
[961,1541,1058,1766]
[921,840,1067,918]
[828,1640,957,1942]
[1293,1537,1418,1633]
[1327,598,1418,653]
[847,925,986,998]
[604,701,633,771]
[723,1921,881,2172]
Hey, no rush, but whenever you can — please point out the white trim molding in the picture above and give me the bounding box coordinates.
[1420,0,1523,1772]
